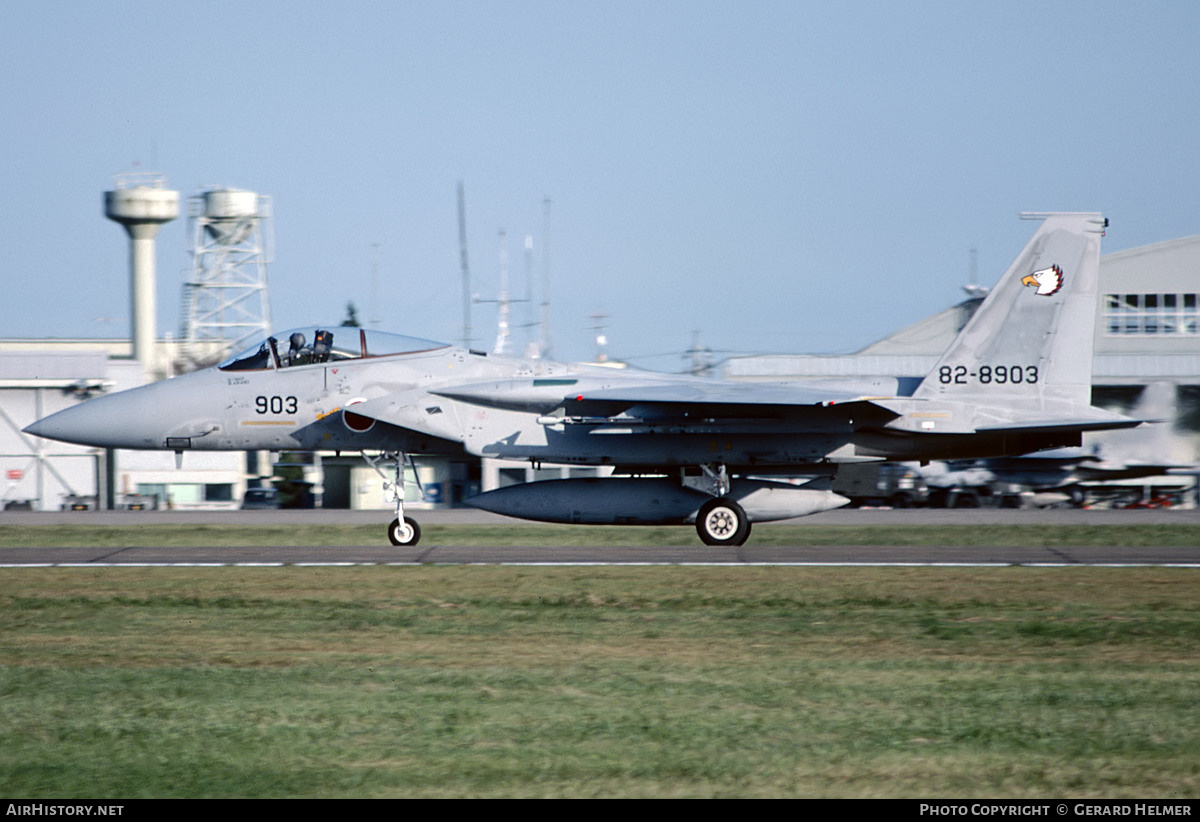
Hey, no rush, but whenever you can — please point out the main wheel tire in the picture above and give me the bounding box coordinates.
[696,498,751,546]
[388,516,421,546]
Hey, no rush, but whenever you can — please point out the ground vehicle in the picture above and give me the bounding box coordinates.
[833,463,929,508]
[241,488,281,509]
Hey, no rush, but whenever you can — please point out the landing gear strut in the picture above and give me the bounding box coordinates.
[364,451,423,546]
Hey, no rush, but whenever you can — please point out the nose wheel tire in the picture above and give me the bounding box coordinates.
[388,516,422,546]
[696,498,751,546]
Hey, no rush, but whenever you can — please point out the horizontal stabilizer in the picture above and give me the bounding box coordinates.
[974,416,1144,435]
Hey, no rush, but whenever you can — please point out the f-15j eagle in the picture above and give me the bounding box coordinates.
[27,212,1137,546]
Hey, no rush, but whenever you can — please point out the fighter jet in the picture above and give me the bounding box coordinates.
[26,212,1138,546]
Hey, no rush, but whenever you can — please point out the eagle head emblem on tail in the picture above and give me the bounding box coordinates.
[1021,265,1064,296]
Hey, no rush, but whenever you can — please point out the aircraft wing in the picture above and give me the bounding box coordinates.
[357,378,1141,444]
[564,382,880,410]
[427,376,890,416]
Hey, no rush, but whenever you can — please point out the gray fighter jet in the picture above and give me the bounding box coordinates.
[26,212,1138,546]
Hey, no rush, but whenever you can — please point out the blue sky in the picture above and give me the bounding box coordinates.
[4,1,1199,370]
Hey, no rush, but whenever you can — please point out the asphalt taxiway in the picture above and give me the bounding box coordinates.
[2,508,1197,567]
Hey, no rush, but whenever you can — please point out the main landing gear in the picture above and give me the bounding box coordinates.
[363,451,423,547]
[696,497,752,546]
[685,463,752,547]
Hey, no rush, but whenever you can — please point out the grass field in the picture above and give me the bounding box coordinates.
[1,524,1198,798]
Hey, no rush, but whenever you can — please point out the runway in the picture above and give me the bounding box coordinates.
[3,508,1198,567]
[3,544,1198,567]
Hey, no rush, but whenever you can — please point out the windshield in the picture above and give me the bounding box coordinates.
[218,327,448,371]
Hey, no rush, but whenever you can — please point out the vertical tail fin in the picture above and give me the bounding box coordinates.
[913,212,1107,407]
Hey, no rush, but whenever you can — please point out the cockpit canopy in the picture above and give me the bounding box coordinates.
[219,326,448,371]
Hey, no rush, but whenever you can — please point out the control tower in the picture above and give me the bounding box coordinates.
[104,173,180,366]
[180,187,273,367]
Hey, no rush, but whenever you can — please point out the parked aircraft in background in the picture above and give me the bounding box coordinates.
[25,212,1138,546]
[919,451,1182,507]
[918,381,1191,507]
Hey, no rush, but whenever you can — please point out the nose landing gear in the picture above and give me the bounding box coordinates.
[364,451,424,547]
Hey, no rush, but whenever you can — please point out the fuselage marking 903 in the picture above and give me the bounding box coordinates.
[255,395,299,414]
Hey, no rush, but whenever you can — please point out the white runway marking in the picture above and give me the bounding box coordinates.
[4,561,1200,569]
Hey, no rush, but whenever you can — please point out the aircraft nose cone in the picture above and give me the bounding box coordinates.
[23,392,146,448]
[23,377,206,450]
[23,402,93,444]
[21,416,54,440]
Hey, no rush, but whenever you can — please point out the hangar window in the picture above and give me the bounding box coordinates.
[1105,293,1198,336]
